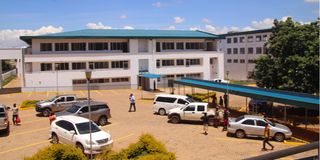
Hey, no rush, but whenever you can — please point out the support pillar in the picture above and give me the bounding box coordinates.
[284,105,287,121]
[0,60,2,89]
[305,108,308,129]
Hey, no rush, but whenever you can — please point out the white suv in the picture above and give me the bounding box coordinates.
[153,94,194,115]
[50,115,113,154]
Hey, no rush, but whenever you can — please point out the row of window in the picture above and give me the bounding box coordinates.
[226,34,268,44]
[40,61,129,71]
[156,42,205,51]
[227,59,256,64]
[40,42,129,52]
[161,73,202,79]
[156,58,201,68]
[73,77,130,85]
[227,47,264,54]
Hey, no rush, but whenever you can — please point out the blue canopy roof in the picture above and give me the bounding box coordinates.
[174,78,319,110]
[139,73,162,79]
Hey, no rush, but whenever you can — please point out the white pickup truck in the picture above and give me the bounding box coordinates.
[168,102,216,126]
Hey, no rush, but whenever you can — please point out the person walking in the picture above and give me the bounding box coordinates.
[12,103,19,125]
[223,93,228,108]
[202,112,209,135]
[222,108,229,131]
[219,96,224,107]
[262,123,274,151]
[128,93,136,112]
[212,95,217,108]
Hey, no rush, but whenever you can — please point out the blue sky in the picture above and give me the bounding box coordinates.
[0,0,318,47]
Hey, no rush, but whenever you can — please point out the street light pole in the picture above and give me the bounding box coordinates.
[85,69,92,160]
[55,63,59,95]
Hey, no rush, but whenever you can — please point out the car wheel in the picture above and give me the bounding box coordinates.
[158,108,166,116]
[235,130,246,139]
[208,117,215,126]
[4,123,10,135]
[51,133,59,144]
[170,115,180,124]
[98,116,108,126]
[42,109,51,117]
[274,133,285,142]
[76,142,84,153]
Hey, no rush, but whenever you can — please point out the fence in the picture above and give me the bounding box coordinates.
[2,69,16,81]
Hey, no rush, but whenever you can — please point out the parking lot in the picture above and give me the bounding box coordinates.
[0,89,317,160]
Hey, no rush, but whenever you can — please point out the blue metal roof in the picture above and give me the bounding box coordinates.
[174,78,320,110]
[139,73,162,79]
[20,29,220,44]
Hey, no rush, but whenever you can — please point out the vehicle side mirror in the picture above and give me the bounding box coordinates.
[69,130,75,135]
[78,111,83,114]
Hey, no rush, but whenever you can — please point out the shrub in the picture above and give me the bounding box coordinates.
[24,144,86,160]
[97,134,176,160]
[20,100,39,109]
[186,92,216,102]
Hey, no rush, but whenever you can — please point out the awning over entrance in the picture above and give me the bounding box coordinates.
[173,78,320,110]
[138,73,162,79]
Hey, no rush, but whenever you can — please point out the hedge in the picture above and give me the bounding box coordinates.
[186,92,216,102]
[20,100,39,109]
[24,144,86,160]
[97,134,176,160]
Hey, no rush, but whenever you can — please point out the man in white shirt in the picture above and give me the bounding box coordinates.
[129,93,136,112]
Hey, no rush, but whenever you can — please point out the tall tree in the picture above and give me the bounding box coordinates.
[254,17,319,94]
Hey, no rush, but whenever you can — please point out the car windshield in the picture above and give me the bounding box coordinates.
[186,97,194,103]
[0,113,5,118]
[265,119,275,127]
[235,115,244,122]
[66,105,81,113]
[76,122,101,134]
[49,96,59,102]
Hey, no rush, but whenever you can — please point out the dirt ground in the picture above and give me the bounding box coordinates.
[0,88,317,160]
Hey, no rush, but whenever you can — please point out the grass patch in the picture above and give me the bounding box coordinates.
[20,100,39,109]
[230,80,255,85]
[2,75,16,87]
[186,92,216,102]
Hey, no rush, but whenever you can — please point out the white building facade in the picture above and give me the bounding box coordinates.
[20,29,224,92]
[218,29,272,81]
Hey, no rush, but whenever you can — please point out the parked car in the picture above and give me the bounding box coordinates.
[248,99,273,115]
[56,101,111,126]
[153,94,194,116]
[36,94,88,117]
[168,102,216,126]
[0,105,10,134]
[213,78,230,83]
[50,115,113,154]
[227,115,292,142]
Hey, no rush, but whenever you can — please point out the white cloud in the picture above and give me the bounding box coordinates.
[202,18,211,24]
[86,22,112,29]
[174,17,185,24]
[120,14,127,19]
[205,25,216,32]
[281,16,291,21]
[189,26,199,31]
[304,0,319,3]
[0,25,63,48]
[152,2,162,8]
[251,18,274,29]
[168,25,176,30]
[123,26,134,30]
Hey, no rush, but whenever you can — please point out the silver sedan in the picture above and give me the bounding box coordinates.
[227,115,292,142]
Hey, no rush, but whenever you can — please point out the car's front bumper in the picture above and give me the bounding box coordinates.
[83,140,113,154]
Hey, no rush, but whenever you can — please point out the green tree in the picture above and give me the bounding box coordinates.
[254,17,319,94]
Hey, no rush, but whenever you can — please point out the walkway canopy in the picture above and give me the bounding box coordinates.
[173,78,319,110]
[138,73,162,79]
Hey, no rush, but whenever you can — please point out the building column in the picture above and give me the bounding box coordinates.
[217,53,225,79]
[0,60,2,89]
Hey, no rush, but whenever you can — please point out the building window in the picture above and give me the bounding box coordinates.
[71,43,86,51]
[55,63,69,70]
[40,43,52,51]
[156,42,161,52]
[72,79,87,85]
[239,37,245,43]
[227,48,232,54]
[227,59,232,63]
[248,59,256,63]
[240,48,245,54]
[263,35,268,41]
[162,42,175,50]
[162,59,174,66]
[233,48,238,54]
[90,78,110,84]
[256,35,262,42]
[176,42,184,50]
[89,62,109,69]
[186,73,201,78]
[111,42,128,52]
[40,63,52,71]
[247,36,253,42]
[88,43,108,50]
[248,71,254,79]
[111,77,130,83]
[176,59,184,66]
[55,43,69,51]
[233,59,238,63]
[156,60,160,68]
[186,42,204,49]
[72,62,86,70]
[240,59,245,63]
[233,37,238,43]
[186,59,201,66]
[227,38,232,43]
[256,47,262,54]
[111,61,129,69]
[248,47,254,54]
[176,74,184,78]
